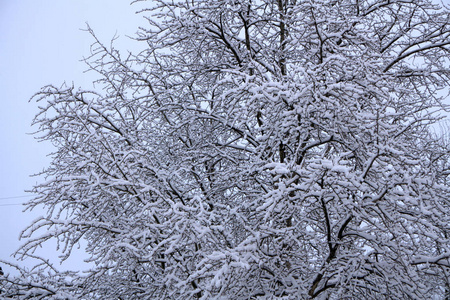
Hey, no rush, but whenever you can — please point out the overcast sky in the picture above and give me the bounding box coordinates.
[0,0,146,271]
[1,0,449,274]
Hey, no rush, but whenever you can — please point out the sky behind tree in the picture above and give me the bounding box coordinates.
[0,0,449,276]
[0,0,145,271]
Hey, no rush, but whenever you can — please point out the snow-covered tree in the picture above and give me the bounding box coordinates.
[2,0,450,298]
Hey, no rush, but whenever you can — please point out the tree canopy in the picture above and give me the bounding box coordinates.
[2,0,450,299]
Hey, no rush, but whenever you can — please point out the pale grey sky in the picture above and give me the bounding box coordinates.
[0,0,145,271]
[1,0,449,274]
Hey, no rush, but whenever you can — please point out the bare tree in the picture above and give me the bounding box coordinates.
[2,0,450,298]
